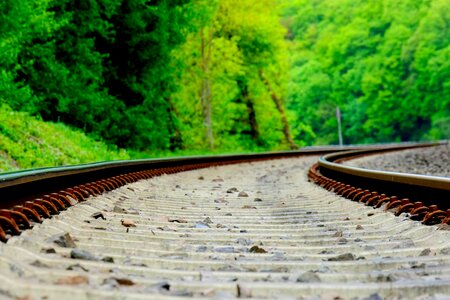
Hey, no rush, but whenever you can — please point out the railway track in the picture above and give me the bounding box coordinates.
[0,142,449,299]
[309,142,450,225]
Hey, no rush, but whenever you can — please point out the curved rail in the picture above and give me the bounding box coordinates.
[0,145,370,242]
[0,142,445,242]
[308,141,450,225]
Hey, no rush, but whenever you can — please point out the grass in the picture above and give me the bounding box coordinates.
[0,104,130,173]
[0,104,285,174]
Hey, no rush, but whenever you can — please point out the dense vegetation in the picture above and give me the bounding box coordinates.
[0,105,128,172]
[285,0,450,144]
[0,0,448,171]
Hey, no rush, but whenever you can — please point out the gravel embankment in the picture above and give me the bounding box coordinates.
[2,156,450,299]
[344,144,450,178]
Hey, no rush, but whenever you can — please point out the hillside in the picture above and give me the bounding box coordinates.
[0,105,129,173]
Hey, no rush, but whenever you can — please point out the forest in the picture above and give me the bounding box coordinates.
[0,0,449,171]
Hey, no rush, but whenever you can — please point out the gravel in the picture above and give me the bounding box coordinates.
[344,144,450,177]
[3,155,450,299]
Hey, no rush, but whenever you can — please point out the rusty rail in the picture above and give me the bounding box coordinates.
[0,146,372,242]
[308,141,450,226]
[0,142,445,242]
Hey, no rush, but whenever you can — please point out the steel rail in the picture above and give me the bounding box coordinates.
[0,145,373,242]
[0,142,443,242]
[320,152,450,191]
[309,141,450,226]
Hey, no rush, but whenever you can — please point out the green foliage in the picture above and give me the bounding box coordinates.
[1,0,448,173]
[172,0,293,151]
[0,104,129,172]
[284,0,450,144]
[1,0,198,151]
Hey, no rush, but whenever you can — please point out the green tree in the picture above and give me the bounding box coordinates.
[172,0,296,151]
[284,0,449,145]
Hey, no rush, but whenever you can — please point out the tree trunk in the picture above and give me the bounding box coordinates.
[259,69,298,149]
[200,28,214,149]
[165,96,183,150]
[242,83,260,141]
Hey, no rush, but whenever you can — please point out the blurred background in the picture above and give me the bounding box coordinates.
[0,0,449,172]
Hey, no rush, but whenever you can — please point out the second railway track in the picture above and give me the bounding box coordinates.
[0,143,449,299]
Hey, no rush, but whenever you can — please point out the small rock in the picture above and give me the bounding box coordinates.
[356,225,364,230]
[328,253,355,261]
[194,222,210,229]
[440,247,450,255]
[212,178,224,182]
[249,245,267,253]
[237,238,252,246]
[126,208,140,215]
[203,217,213,224]
[227,188,239,193]
[214,198,228,203]
[367,212,375,217]
[225,213,233,216]
[56,275,89,285]
[41,248,56,254]
[197,245,207,252]
[70,249,98,261]
[254,198,262,202]
[113,206,126,213]
[94,226,107,231]
[200,288,216,297]
[344,217,350,221]
[319,250,334,255]
[66,264,89,272]
[107,277,135,286]
[238,191,248,197]
[420,248,432,256]
[198,176,204,180]
[337,238,348,244]
[46,232,77,248]
[215,246,235,253]
[236,283,252,298]
[242,205,256,209]
[333,230,343,237]
[102,256,114,263]
[102,277,119,288]
[436,224,450,231]
[362,293,382,300]
[30,260,50,268]
[169,217,188,223]
[157,225,177,231]
[91,212,106,220]
[121,219,136,227]
[154,281,171,291]
[297,271,321,283]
